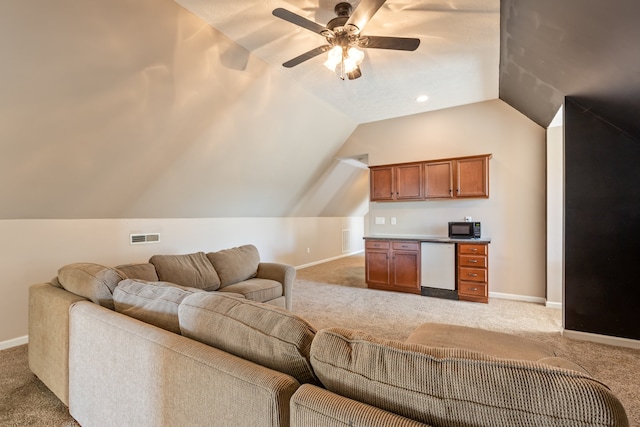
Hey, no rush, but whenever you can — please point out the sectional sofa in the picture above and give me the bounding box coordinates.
[28,244,629,426]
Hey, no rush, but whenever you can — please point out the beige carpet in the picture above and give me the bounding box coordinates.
[1,253,638,425]
[295,253,640,426]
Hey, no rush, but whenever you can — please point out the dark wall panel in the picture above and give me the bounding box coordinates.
[564,97,640,340]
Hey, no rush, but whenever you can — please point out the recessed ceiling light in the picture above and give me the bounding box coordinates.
[416,95,429,103]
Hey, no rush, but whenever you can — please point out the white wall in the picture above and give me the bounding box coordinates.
[338,99,547,301]
[546,107,564,307]
[0,217,364,345]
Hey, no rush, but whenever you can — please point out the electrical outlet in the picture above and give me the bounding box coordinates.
[465,216,472,222]
[375,217,386,225]
[391,217,397,225]
[306,247,310,254]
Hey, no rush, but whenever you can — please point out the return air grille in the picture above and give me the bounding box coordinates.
[130,233,160,245]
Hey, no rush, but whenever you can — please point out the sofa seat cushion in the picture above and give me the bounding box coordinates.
[179,293,319,385]
[113,279,203,334]
[217,278,282,303]
[406,322,555,361]
[310,327,628,427]
[206,245,260,287]
[149,252,220,291]
[57,263,125,309]
[115,263,159,282]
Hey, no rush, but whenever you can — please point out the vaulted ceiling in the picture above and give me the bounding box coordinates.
[178,0,640,135]
[2,0,638,220]
[175,0,501,124]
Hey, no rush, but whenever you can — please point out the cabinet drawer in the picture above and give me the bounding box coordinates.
[392,241,419,251]
[458,281,487,297]
[459,254,487,268]
[458,244,487,255]
[366,240,390,250]
[459,267,487,283]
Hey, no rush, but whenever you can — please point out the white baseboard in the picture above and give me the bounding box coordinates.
[545,301,563,309]
[489,292,546,305]
[0,335,28,351]
[295,250,364,270]
[563,329,640,350]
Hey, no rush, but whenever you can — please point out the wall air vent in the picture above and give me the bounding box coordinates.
[130,233,160,245]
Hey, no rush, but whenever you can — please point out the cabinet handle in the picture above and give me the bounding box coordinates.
[468,273,478,277]
[470,248,478,252]
[469,287,478,291]
[468,259,478,263]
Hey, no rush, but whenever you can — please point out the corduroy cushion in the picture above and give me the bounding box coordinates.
[405,322,555,361]
[149,252,220,291]
[113,279,203,334]
[115,263,159,282]
[311,328,629,427]
[179,292,319,385]
[217,278,283,303]
[206,245,260,287]
[57,263,125,309]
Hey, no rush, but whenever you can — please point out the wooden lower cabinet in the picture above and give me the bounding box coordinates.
[457,243,489,303]
[365,240,420,295]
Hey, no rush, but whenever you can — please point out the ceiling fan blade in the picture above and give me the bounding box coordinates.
[359,36,420,51]
[346,0,387,33]
[272,8,327,35]
[282,45,332,68]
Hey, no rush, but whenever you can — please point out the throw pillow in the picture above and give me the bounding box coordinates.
[57,263,125,309]
[113,279,202,334]
[206,244,260,287]
[149,252,220,291]
[179,292,319,385]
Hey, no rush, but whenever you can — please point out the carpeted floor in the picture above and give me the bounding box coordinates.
[2,253,639,425]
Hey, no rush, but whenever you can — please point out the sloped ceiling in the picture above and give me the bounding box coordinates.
[175,0,501,123]
[3,0,638,220]
[500,0,640,137]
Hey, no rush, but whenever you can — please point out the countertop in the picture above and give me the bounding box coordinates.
[364,234,491,244]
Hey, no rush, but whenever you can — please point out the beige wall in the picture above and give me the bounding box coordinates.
[0,217,364,345]
[339,100,547,300]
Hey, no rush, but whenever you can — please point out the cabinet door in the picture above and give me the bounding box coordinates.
[391,243,420,293]
[370,166,394,201]
[365,250,391,286]
[395,163,423,200]
[456,157,489,198]
[424,161,453,199]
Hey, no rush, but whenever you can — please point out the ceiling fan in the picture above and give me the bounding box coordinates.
[273,0,420,80]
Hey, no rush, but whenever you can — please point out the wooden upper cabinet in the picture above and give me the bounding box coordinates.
[395,163,423,200]
[370,154,490,202]
[455,156,489,198]
[370,166,395,201]
[424,161,453,199]
[370,163,423,201]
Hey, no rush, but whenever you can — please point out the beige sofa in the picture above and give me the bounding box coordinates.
[28,248,629,427]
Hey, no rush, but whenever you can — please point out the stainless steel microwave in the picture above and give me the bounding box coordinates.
[448,222,481,239]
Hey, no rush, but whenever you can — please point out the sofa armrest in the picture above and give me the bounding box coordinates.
[256,263,295,310]
[290,384,430,427]
[28,283,87,406]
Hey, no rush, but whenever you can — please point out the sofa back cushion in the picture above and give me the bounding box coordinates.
[149,252,220,291]
[57,263,125,309]
[179,292,319,385]
[115,263,159,282]
[113,279,203,334]
[206,245,260,287]
[310,328,628,427]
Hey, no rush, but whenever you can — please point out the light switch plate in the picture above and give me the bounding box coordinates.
[375,217,386,225]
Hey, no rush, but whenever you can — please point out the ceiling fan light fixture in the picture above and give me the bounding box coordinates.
[324,46,343,71]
